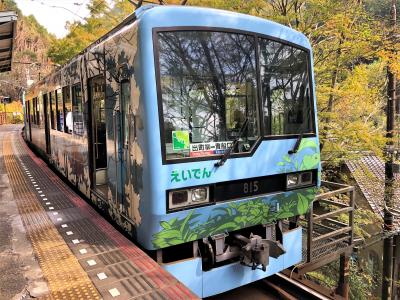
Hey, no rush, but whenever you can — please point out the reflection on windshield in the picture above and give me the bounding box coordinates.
[259,38,312,135]
[158,31,259,160]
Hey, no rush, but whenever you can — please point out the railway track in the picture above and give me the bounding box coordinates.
[263,273,333,300]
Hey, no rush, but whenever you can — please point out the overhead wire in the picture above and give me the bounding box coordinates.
[56,0,119,39]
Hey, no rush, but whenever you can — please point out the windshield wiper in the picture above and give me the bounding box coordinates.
[215,118,249,167]
[288,133,304,155]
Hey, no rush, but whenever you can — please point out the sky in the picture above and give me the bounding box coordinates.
[15,0,92,38]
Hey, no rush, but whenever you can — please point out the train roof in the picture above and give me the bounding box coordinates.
[84,5,311,54]
[139,5,311,49]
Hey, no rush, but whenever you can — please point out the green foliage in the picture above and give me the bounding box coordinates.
[349,259,379,300]
[45,1,393,167]
[152,188,315,248]
[253,0,389,166]
[307,258,379,299]
[337,207,381,240]
[0,0,19,11]
[48,0,133,65]
[19,50,37,61]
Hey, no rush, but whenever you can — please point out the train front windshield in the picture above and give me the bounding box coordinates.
[156,30,314,161]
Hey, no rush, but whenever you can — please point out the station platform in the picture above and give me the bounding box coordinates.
[0,125,197,300]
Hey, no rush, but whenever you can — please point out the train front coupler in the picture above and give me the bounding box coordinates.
[234,233,285,271]
[202,228,285,271]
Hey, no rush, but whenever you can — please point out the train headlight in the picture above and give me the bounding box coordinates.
[300,172,312,185]
[191,187,208,202]
[286,171,313,189]
[170,190,189,207]
[169,186,210,210]
[286,174,299,188]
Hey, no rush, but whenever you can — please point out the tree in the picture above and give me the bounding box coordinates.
[46,0,398,166]
[0,0,54,100]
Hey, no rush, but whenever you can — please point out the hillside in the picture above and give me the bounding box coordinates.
[0,0,54,100]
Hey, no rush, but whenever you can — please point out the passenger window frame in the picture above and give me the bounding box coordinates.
[258,37,315,137]
[153,26,317,165]
[120,79,131,148]
[72,83,84,136]
[55,89,64,132]
[62,86,72,134]
[50,92,56,130]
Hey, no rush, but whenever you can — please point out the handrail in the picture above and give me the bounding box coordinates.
[306,181,355,263]
[313,207,353,222]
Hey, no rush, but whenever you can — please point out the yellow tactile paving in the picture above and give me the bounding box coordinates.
[3,135,101,300]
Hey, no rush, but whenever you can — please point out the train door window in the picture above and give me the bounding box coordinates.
[33,98,35,124]
[50,92,56,130]
[63,86,72,134]
[43,93,51,154]
[36,97,43,126]
[34,97,39,125]
[25,104,29,126]
[259,38,314,135]
[120,80,130,146]
[119,80,131,207]
[56,89,64,132]
[31,99,34,124]
[30,99,33,124]
[89,76,107,196]
[27,101,32,141]
[72,84,83,136]
[32,98,36,124]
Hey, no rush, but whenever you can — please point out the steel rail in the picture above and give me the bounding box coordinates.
[263,273,333,300]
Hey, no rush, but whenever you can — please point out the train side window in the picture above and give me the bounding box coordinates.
[32,98,35,124]
[72,84,83,136]
[50,92,56,130]
[28,100,33,125]
[25,104,30,129]
[37,96,41,126]
[63,86,72,134]
[29,100,34,125]
[120,80,130,146]
[56,89,64,132]
[31,99,34,124]
[33,97,38,125]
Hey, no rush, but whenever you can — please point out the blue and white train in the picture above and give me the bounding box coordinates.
[24,5,320,298]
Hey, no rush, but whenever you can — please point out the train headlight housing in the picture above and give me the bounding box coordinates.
[300,172,313,185]
[170,190,189,207]
[191,187,208,202]
[286,171,313,189]
[286,174,299,188]
[169,186,210,210]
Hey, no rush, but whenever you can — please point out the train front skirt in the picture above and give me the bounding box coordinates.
[162,226,302,298]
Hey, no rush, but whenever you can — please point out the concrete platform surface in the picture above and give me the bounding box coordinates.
[0,125,196,300]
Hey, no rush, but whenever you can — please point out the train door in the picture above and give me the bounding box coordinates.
[118,80,132,210]
[88,76,108,197]
[43,93,51,154]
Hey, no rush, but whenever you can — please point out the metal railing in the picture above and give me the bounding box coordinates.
[304,181,355,266]
[0,112,23,125]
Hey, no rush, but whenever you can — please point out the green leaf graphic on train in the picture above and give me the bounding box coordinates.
[152,211,201,248]
[297,193,310,214]
[277,139,319,172]
[152,189,316,248]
